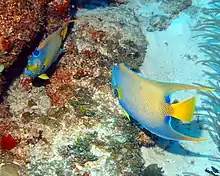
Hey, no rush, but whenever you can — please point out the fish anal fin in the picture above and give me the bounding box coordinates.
[169,97,196,123]
[38,73,49,80]
[182,135,206,142]
[162,116,206,141]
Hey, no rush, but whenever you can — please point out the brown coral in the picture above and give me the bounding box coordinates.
[45,67,75,106]
[0,0,49,99]
[0,103,12,119]
[45,0,72,34]
[136,131,155,148]
[0,0,47,67]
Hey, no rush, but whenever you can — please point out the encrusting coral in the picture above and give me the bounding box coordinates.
[0,1,153,175]
[0,0,49,83]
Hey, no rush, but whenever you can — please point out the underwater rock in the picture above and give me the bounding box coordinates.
[0,0,47,67]
[162,0,192,16]
[46,0,72,34]
[0,103,11,119]
[74,5,148,69]
[136,131,156,148]
[1,1,151,176]
[142,164,164,176]
[71,0,128,10]
[7,79,51,116]
[45,5,148,106]
[132,0,192,32]
[0,0,48,97]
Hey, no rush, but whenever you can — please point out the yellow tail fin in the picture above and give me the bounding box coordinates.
[170,97,196,123]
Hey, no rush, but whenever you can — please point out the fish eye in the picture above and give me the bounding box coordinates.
[33,49,40,57]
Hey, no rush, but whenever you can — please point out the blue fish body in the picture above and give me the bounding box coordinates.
[111,63,214,141]
[25,20,75,80]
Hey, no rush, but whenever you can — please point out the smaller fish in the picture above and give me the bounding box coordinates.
[25,20,76,80]
[0,134,20,151]
[112,63,215,141]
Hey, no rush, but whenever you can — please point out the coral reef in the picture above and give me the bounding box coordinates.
[74,6,147,69]
[1,1,150,175]
[192,0,220,153]
[136,131,156,148]
[0,0,48,90]
[0,0,51,124]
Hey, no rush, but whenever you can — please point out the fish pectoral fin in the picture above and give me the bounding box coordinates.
[122,109,130,121]
[38,73,49,80]
[44,56,51,68]
[169,97,196,123]
[157,82,215,95]
[113,87,123,100]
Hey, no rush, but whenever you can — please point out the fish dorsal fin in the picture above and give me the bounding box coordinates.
[153,81,215,96]
[118,64,213,92]
[38,20,76,50]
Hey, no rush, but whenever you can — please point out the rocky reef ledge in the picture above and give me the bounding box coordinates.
[0,0,150,175]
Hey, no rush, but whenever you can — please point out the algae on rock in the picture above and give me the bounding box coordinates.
[3,2,150,176]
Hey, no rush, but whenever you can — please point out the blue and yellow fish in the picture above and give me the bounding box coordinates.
[112,63,214,142]
[25,20,75,80]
